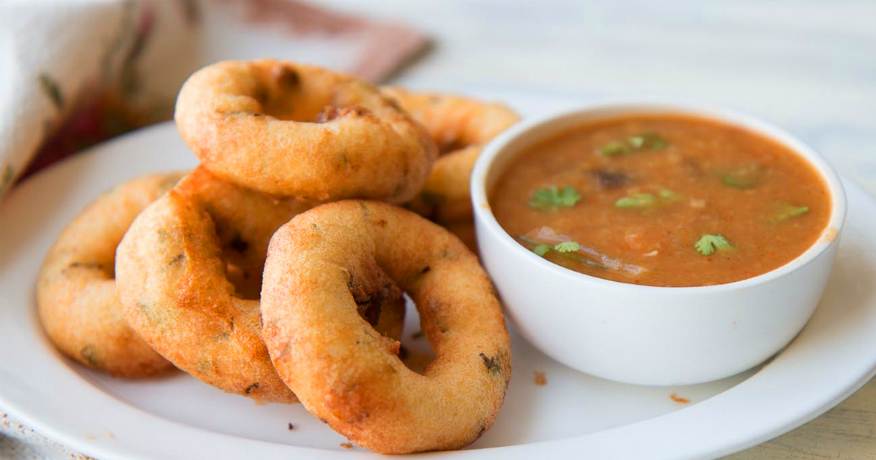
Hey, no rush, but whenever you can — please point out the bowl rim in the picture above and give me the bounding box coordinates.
[470,99,848,294]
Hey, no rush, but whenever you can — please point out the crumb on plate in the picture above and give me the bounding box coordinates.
[534,371,547,386]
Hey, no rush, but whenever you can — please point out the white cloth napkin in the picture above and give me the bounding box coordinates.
[0,1,427,458]
[0,0,427,196]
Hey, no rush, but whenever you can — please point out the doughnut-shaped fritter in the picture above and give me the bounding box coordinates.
[37,173,183,378]
[261,200,511,453]
[175,60,437,202]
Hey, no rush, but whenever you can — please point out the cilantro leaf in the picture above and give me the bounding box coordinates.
[559,252,608,269]
[532,244,552,256]
[722,175,758,189]
[774,201,809,222]
[658,188,678,200]
[629,132,668,150]
[528,186,582,211]
[721,167,760,189]
[601,133,669,157]
[517,235,607,270]
[614,193,657,208]
[627,135,646,150]
[695,234,734,256]
[599,142,630,156]
[554,241,581,253]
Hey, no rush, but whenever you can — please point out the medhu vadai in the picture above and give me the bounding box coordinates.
[261,200,511,453]
[37,172,183,378]
[175,60,437,202]
[115,168,407,403]
[382,87,520,223]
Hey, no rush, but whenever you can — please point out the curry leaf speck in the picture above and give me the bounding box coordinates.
[528,186,581,211]
[532,244,551,256]
[615,193,657,208]
[695,234,734,255]
[774,201,810,222]
[554,241,581,253]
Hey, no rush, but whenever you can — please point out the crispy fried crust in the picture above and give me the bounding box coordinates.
[383,87,520,223]
[444,220,478,253]
[37,173,184,378]
[261,201,511,453]
[175,60,437,202]
[116,168,407,403]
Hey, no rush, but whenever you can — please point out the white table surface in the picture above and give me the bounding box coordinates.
[321,0,876,458]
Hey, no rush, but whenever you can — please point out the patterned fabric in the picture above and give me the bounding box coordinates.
[0,0,428,196]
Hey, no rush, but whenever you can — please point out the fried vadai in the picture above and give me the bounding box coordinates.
[444,220,478,253]
[37,172,183,378]
[261,200,511,453]
[116,168,407,403]
[175,60,437,202]
[382,87,520,223]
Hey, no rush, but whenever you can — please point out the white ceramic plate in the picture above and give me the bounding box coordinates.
[2,92,876,460]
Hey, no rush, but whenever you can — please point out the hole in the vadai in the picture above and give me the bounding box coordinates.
[343,264,438,374]
[225,262,262,300]
[250,65,333,122]
[271,64,300,89]
[396,294,436,375]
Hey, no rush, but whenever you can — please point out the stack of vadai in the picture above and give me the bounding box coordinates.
[37,59,514,454]
[116,167,405,403]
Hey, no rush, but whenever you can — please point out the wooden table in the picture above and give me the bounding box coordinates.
[325,0,876,458]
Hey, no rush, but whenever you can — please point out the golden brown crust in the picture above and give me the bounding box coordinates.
[116,167,304,402]
[175,60,437,202]
[382,87,520,223]
[261,200,511,453]
[116,168,408,403]
[37,173,184,378]
[444,220,478,253]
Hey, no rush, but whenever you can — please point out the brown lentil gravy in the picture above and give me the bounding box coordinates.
[491,114,831,287]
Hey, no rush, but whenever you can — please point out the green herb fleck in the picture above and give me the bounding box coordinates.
[517,236,607,270]
[774,201,809,222]
[695,234,734,256]
[600,141,630,156]
[554,241,581,253]
[658,189,678,200]
[722,175,757,189]
[615,193,657,208]
[629,132,668,150]
[558,251,608,269]
[528,186,582,210]
[518,235,540,245]
[627,135,646,149]
[721,167,760,189]
[532,244,551,256]
[601,133,669,156]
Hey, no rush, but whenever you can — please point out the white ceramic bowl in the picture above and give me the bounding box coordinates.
[471,102,847,385]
